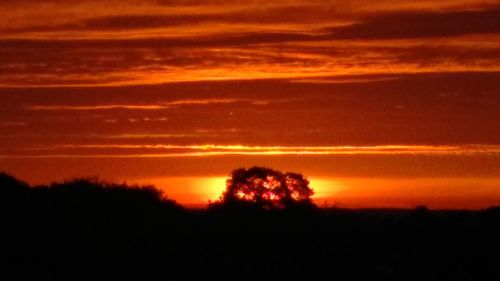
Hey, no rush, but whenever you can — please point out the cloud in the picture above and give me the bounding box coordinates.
[326,6,500,39]
[1,35,499,87]
[26,98,270,111]
[3,0,497,33]
[1,4,499,87]
[3,144,500,158]
[1,121,27,127]
[8,6,351,33]
[0,32,314,49]
[29,104,170,111]
[5,4,500,41]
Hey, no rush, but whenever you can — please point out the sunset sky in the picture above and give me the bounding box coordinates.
[1,0,500,209]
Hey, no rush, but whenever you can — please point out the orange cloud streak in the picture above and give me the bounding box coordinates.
[4,144,500,158]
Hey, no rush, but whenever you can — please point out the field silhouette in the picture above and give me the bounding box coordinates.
[1,171,499,280]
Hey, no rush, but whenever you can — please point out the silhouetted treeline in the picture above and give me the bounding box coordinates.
[1,172,499,281]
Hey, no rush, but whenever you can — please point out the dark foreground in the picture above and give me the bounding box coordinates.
[1,174,499,280]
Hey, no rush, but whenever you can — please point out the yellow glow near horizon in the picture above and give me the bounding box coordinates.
[135,175,346,207]
[308,177,346,205]
[128,176,500,209]
[143,176,227,206]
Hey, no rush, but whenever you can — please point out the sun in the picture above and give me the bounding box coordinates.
[134,176,227,207]
[198,176,228,202]
[307,177,346,204]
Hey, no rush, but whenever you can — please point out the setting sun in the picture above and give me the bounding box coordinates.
[143,176,227,207]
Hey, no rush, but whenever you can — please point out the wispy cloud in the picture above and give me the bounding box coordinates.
[325,6,500,40]
[0,2,499,87]
[29,104,169,111]
[1,121,27,127]
[26,98,264,111]
[5,144,500,158]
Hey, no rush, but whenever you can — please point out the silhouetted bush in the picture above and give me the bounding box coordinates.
[0,172,30,189]
[0,172,30,213]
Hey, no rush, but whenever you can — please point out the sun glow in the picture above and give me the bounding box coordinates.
[308,178,346,205]
[138,176,227,206]
[134,175,346,207]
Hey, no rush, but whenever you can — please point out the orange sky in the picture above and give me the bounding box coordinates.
[1,0,500,209]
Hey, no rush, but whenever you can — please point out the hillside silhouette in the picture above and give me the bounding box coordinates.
[1,171,499,280]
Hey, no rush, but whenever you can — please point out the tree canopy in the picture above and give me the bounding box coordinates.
[218,166,315,209]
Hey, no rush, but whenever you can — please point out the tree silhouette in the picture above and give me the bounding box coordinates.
[218,166,315,209]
